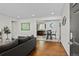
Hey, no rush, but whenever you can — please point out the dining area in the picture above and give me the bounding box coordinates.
[37,20,60,42]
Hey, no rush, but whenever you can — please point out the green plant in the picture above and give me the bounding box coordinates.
[4,26,11,40]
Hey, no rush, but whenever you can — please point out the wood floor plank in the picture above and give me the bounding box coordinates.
[30,40,67,56]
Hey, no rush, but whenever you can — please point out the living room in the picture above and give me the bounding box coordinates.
[0,3,70,56]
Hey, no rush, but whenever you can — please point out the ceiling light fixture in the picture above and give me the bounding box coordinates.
[32,14,35,17]
[51,12,55,15]
[16,16,20,19]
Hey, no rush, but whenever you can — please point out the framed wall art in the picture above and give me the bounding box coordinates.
[21,23,30,31]
[62,16,67,25]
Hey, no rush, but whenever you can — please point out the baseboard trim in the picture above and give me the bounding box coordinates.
[60,42,69,56]
[36,39,60,42]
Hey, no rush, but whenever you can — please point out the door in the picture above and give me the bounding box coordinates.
[70,3,79,56]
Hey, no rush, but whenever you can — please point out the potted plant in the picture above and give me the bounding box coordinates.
[4,26,11,40]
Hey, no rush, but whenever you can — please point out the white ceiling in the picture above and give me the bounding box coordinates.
[0,3,65,19]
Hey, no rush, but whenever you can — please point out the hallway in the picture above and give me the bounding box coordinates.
[30,41,67,56]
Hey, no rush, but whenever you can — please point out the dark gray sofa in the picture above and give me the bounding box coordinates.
[0,35,36,56]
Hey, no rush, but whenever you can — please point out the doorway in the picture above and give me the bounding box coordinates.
[36,20,61,42]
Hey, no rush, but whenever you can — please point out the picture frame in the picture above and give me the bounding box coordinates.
[62,16,66,25]
[50,23,53,28]
[21,23,30,31]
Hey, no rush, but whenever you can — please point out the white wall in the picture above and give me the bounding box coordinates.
[17,19,37,37]
[0,15,62,41]
[11,21,18,39]
[0,15,10,30]
[0,15,37,40]
[45,21,60,39]
[16,16,62,38]
[11,17,61,39]
[61,4,70,55]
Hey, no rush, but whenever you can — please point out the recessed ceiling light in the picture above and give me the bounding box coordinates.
[51,12,55,15]
[32,14,35,17]
[16,16,20,18]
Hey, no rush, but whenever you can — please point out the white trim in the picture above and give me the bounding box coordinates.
[37,39,60,42]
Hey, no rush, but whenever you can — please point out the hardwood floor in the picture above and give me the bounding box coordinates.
[30,40,67,56]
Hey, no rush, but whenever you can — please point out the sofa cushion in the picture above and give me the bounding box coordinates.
[18,36,30,44]
[28,35,34,39]
[0,39,18,53]
[18,36,26,40]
